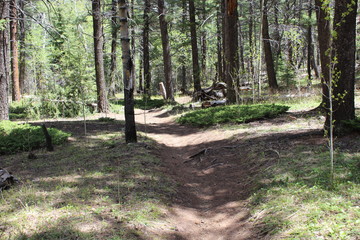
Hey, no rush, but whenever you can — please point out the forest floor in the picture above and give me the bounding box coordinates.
[112,103,326,240]
[1,96,359,240]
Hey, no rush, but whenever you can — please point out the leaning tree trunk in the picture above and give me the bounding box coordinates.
[224,0,239,104]
[10,0,20,101]
[143,0,151,97]
[92,0,108,113]
[158,0,174,101]
[119,0,137,143]
[0,1,9,120]
[262,0,278,93]
[188,0,201,92]
[315,0,331,109]
[327,0,357,135]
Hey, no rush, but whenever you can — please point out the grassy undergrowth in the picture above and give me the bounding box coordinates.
[177,104,289,127]
[111,97,170,111]
[249,142,360,239]
[0,121,70,154]
[0,130,175,239]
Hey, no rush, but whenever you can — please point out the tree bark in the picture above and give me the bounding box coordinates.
[188,0,201,92]
[92,0,108,113]
[307,2,313,86]
[327,0,358,134]
[200,0,207,81]
[224,0,239,104]
[119,0,137,143]
[109,0,118,98]
[143,0,151,97]
[0,1,9,120]
[315,0,331,108]
[10,0,20,101]
[216,5,223,83]
[18,0,26,95]
[262,0,278,93]
[158,0,174,101]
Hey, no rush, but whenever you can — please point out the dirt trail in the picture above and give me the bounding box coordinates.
[130,109,259,240]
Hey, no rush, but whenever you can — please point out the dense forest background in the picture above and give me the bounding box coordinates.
[0,0,359,134]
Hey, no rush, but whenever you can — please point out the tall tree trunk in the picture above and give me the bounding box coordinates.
[248,0,255,80]
[238,3,245,73]
[307,2,313,86]
[327,0,357,134]
[188,0,201,92]
[200,0,207,82]
[158,0,174,101]
[143,0,151,97]
[92,0,108,113]
[315,0,331,108]
[262,0,278,93]
[216,5,223,83]
[10,0,20,101]
[130,0,136,92]
[224,0,239,103]
[0,1,10,120]
[119,0,137,143]
[109,0,118,98]
[273,1,281,71]
[18,0,26,95]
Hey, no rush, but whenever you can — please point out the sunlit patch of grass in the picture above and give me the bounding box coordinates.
[259,94,322,111]
[250,144,360,239]
[1,130,175,239]
[177,104,290,127]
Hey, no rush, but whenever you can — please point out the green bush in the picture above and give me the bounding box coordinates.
[177,104,290,127]
[0,121,71,154]
[9,98,96,120]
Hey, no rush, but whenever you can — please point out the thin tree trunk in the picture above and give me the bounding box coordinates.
[92,0,108,113]
[119,0,137,143]
[18,0,26,95]
[200,0,207,82]
[248,0,255,80]
[307,2,313,86]
[216,5,223,83]
[158,0,174,101]
[315,0,331,108]
[262,0,278,93]
[143,0,151,97]
[109,0,118,98]
[238,3,245,74]
[0,1,10,120]
[130,0,136,92]
[327,0,357,134]
[224,0,239,103]
[10,0,20,101]
[188,0,201,92]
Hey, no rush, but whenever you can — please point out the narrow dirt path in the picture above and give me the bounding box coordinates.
[130,109,259,240]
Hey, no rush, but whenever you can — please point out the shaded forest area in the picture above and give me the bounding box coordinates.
[0,0,359,137]
[1,0,360,239]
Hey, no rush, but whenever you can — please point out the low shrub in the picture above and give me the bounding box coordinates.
[177,104,290,127]
[0,121,71,154]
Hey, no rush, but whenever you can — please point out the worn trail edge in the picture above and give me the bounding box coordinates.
[133,109,259,240]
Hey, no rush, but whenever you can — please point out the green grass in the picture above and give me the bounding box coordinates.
[111,97,170,111]
[250,144,360,239]
[0,121,70,154]
[0,131,175,240]
[177,104,290,127]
